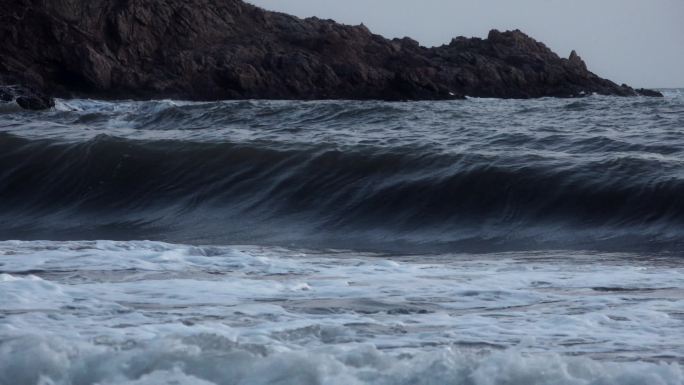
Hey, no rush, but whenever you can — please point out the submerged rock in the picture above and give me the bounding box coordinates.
[0,84,54,110]
[635,88,664,97]
[0,0,660,108]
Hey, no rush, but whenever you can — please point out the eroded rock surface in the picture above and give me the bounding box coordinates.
[0,0,661,109]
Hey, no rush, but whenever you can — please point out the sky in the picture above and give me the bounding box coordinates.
[248,0,684,88]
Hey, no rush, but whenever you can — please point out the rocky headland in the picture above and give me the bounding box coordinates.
[0,0,662,109]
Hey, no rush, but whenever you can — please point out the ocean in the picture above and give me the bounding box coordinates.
[1,91,683,384]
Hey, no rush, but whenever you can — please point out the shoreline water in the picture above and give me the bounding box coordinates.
[1,240,683,384]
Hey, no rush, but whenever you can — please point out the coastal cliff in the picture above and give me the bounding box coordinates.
[0,0,661,109]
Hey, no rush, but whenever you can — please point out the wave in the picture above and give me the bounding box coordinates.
[2,334,681,385]
[1,131,684,252]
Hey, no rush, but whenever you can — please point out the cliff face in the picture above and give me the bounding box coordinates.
[0,0,660,108]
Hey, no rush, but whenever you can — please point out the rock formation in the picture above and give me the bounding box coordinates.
[0,85,54,110]
[0,0,662,109]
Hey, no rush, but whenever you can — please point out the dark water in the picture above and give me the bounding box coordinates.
[2,92,684,385]
[1,91,683,252]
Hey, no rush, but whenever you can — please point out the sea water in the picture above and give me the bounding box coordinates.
[1,91,683,384]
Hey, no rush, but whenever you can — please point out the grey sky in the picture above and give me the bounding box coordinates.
[248,0,684,88]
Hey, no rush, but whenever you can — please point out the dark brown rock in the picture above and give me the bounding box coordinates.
[635,88,664,97]
[0,83,55,110]
[0,0,661,109]
[568,50,588,72]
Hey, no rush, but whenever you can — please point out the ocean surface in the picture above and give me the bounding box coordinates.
[1,91,683,384]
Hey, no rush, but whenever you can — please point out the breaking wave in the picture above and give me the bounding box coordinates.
[1,132,684,251]
[1,335,681,385]
[1,93,684,252]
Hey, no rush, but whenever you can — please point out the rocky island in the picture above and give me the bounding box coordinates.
[0,0,662,109]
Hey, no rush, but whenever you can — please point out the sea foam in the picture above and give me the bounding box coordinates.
[1,241,682,384]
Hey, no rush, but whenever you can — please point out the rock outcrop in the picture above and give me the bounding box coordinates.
[0,0,662,109]
[0,75,55,110]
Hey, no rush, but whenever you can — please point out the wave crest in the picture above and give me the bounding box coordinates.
[1,132,683,251]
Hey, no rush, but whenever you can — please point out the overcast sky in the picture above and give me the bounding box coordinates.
[248,0,684,88]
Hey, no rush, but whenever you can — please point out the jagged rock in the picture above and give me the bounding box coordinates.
[0,84,55,110]
[635,88,664,97]
[0,0,660,108]
[568,50,588,72]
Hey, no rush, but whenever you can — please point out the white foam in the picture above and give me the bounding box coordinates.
[0,336,681,385]
[0,241,682,383]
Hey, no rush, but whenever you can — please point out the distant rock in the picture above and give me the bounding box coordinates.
[568,50,588,72]
[0,0,661,109]
[635,88,664,97]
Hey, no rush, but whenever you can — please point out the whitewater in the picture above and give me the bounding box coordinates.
[1,91,683,384]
